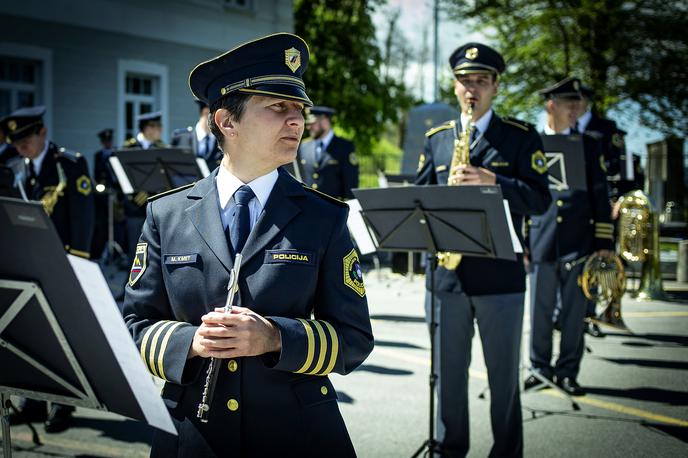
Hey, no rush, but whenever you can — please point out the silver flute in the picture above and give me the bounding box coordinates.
[197,253,242,422]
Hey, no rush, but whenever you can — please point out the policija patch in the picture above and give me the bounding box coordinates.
[129,243,148,286]
[343,249,365,297]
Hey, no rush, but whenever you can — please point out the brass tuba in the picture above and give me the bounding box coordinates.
[580,254,630,332]
[617,190,666,300]
[40,162,67,216]
[437,104,473,270]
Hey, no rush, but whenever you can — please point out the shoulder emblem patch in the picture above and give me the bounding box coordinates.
[531,150,547,174]
[343,248,365,297]
[612,132,624,148]
[129,243,148,287]
[349,152,358,166]
[76,175,92,196]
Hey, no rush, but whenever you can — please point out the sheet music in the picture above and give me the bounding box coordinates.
[345,199,378,255]
[502,200,523,254]
[68,255,176,435]
[108,156,134,194]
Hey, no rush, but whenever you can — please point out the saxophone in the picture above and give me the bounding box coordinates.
[40,162,67,216]
[437,103,473,270]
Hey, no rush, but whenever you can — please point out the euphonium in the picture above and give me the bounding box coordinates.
[580,254,630,332]
[617,190,666,300]
[437,104,473,270]
[40,162,67,216]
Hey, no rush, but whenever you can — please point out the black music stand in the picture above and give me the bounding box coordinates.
[109,147,208,196]
[541,134,587,191]
[0,197,175,457]
[353,185,517,458]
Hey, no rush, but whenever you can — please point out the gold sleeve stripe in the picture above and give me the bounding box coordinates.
[139,320,170,370]
[596,223,614,229]
[320,320,340,376]
[595,233,614,240]
[148,321,175,378]
[306,320,328,375]
[156,321,185,381]
[295,318,316,373]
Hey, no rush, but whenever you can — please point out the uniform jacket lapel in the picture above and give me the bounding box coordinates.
[185,169,234,272]
[470,115,502,166]
[240,169,304,266]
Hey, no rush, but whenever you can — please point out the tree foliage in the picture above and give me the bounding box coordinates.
[294,0,413,154]
[441,0,688,135]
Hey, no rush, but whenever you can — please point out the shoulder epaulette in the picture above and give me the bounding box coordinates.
[302,185,348,207]
[148,182,196,202]
[425,121,455,138]
[54,146,80,163]
[502,117,533,132]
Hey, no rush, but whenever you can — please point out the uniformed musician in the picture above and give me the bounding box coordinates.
[171,100,223,170]
[525,77,614,396]
[298,106,358,200]
[1,105,94,433]
[122,33,374,457]
[122,111,167,259]
[415,43,551,457]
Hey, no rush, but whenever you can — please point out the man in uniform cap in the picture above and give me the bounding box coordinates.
[415,42,551,457]
[171,100,224,171]
[1,105,94,433]
[298,106,358,200]
[122,33,373,457]
[122,111,168,260]
[525,77,614,396]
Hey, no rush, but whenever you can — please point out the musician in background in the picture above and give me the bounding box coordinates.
[525,77,613,396]
[172,100,224,171]
[415,43,550,457]
[1,106,94,433]
[122,33,373,457]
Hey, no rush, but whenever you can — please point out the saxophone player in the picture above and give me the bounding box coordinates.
[122,33,373,457]
[415,43,550,457]
[1,105,94,432]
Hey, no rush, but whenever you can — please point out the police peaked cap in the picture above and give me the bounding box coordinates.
[189,33,312,107]
[449,42,506,77]
[305,105,335,123]
[136,111,162,123]
[539,76,583,100]
[0,106,46,143]
[98,128,114,141]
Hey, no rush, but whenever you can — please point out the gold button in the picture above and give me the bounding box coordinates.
[227,399,239,411]
[556,216,563,223]
[300,159,306,165]
[227,360,237,372]
[312,183,318,190]
[556,199,563,207]
[313,173,319,179]
[320,386,328,395]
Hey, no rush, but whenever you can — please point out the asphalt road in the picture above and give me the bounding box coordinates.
[4,270,688,457]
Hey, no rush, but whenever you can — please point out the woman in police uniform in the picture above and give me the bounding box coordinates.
[122,33,373,458]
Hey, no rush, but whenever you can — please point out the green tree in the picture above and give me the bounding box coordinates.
[294,0,413,154]
[441,0,688,135]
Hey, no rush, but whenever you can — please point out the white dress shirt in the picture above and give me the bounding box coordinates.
[136,132,153,150]
[577,110,592,133]
[543,124,571,135]
[216,166,278,232]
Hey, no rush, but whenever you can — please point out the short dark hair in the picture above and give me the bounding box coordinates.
[208,92,252,151]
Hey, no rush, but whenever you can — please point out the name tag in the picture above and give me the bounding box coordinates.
[164,254,198,265]
[435,165,447,172]
[264,250,315,265]
[326,159,339,165]
[490,161,509,167]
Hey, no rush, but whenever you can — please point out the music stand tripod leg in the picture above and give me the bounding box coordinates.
[1,392,12,458]
[523,369,580,411]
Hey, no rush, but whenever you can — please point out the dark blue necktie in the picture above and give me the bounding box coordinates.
[228,185,255,255]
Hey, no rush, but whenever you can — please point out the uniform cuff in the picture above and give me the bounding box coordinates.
[139,320,200,384]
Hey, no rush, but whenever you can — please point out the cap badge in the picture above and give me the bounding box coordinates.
[465,47,479,60]
[285,47,301,73]
[7,120,17,131]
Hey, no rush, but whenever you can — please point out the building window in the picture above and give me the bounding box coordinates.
[0,56,42,117]
[123,73,159,140]
[224,0,252,11]
[117,60,168,145]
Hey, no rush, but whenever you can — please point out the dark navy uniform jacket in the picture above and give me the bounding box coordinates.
[26,142,94,257]
[415,113,551,296]
[122,168,373,457]
[299,135,358,200]
[527,134,614,264]
[171,127,223,171]
[582,113,624,179]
